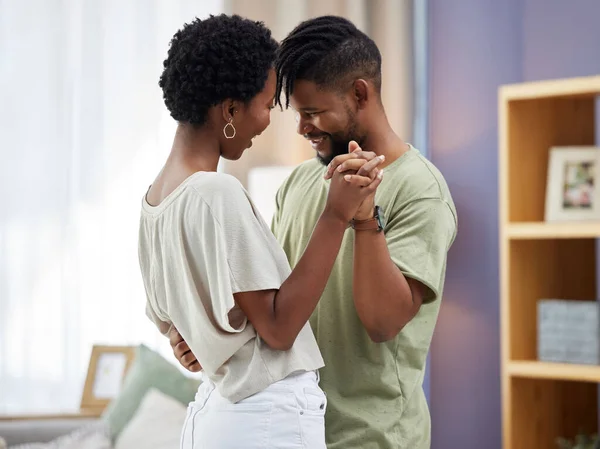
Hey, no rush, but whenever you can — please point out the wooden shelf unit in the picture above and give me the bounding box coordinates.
[499,75,600,449]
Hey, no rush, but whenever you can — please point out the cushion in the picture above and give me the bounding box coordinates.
[9,422,111,449]
[101,344,200,439]
[114,388,187,449]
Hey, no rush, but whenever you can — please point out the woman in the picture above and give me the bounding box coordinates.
[138,14,382,448]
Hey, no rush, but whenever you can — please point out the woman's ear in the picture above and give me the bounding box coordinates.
[220,100,240,123]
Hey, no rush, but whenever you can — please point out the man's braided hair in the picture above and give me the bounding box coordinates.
[275,15,382,109]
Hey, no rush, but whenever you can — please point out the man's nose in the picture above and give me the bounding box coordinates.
[296,117,313,135]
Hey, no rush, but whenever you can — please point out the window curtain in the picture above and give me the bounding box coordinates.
[0,0,222,413]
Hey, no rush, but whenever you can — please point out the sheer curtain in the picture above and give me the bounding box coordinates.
[0,0,222,413]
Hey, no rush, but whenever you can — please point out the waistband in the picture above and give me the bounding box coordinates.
[275,369,319,385]
[199,369,319,388]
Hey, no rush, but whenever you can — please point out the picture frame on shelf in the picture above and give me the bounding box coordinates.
[80,345,136,412]
[544,146,600,222]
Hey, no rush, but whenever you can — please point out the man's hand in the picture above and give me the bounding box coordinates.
[323,141,384,181]
[324,141,384,220]
[168,327,201,373]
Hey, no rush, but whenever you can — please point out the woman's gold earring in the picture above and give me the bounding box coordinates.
[223,118,236,139]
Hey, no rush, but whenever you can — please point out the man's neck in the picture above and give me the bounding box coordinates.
[360,120,409,167]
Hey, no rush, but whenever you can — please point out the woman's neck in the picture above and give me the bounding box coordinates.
[169,122,221,172]
[145,123,222,207]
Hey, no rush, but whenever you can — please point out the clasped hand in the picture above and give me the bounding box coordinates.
[324,141,385,222]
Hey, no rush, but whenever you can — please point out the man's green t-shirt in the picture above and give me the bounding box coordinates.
[271,146,457,449]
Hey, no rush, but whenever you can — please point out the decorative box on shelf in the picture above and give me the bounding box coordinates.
[537,299,600,365]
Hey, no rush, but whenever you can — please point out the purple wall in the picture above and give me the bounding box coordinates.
[522,0,600,82]
[427,1,600,448]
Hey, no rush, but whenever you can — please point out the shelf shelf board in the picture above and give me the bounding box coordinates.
[500,75,600,101]
[504,221,600,240]
[507,360,600,383]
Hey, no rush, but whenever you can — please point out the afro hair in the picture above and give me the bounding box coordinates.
[159,14,278,126]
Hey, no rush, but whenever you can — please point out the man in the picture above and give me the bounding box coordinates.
[171,15,457,449]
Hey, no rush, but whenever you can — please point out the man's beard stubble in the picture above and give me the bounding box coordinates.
[316,136,352,166]
[315,122,363,166]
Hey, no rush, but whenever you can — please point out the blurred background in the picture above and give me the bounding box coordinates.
[1,1,599,448]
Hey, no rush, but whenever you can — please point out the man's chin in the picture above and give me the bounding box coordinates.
[315,144,349,166]
[316,150,332,166]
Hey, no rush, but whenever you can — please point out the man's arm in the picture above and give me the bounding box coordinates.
[326,151,424,342]
[352,198,455,342]
[352,228,425,342]
[327,151,455,343]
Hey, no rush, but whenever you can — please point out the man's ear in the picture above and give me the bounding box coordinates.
[353,79,369,110]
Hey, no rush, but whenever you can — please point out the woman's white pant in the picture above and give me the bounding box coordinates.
[180,371,327,449]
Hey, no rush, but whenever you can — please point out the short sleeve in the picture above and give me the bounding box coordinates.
[205,180,291,296]
[145,302,172,336]
[385,199,456,303]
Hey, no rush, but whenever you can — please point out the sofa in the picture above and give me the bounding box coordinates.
[0,345,201,449]
[0,417,101,447]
